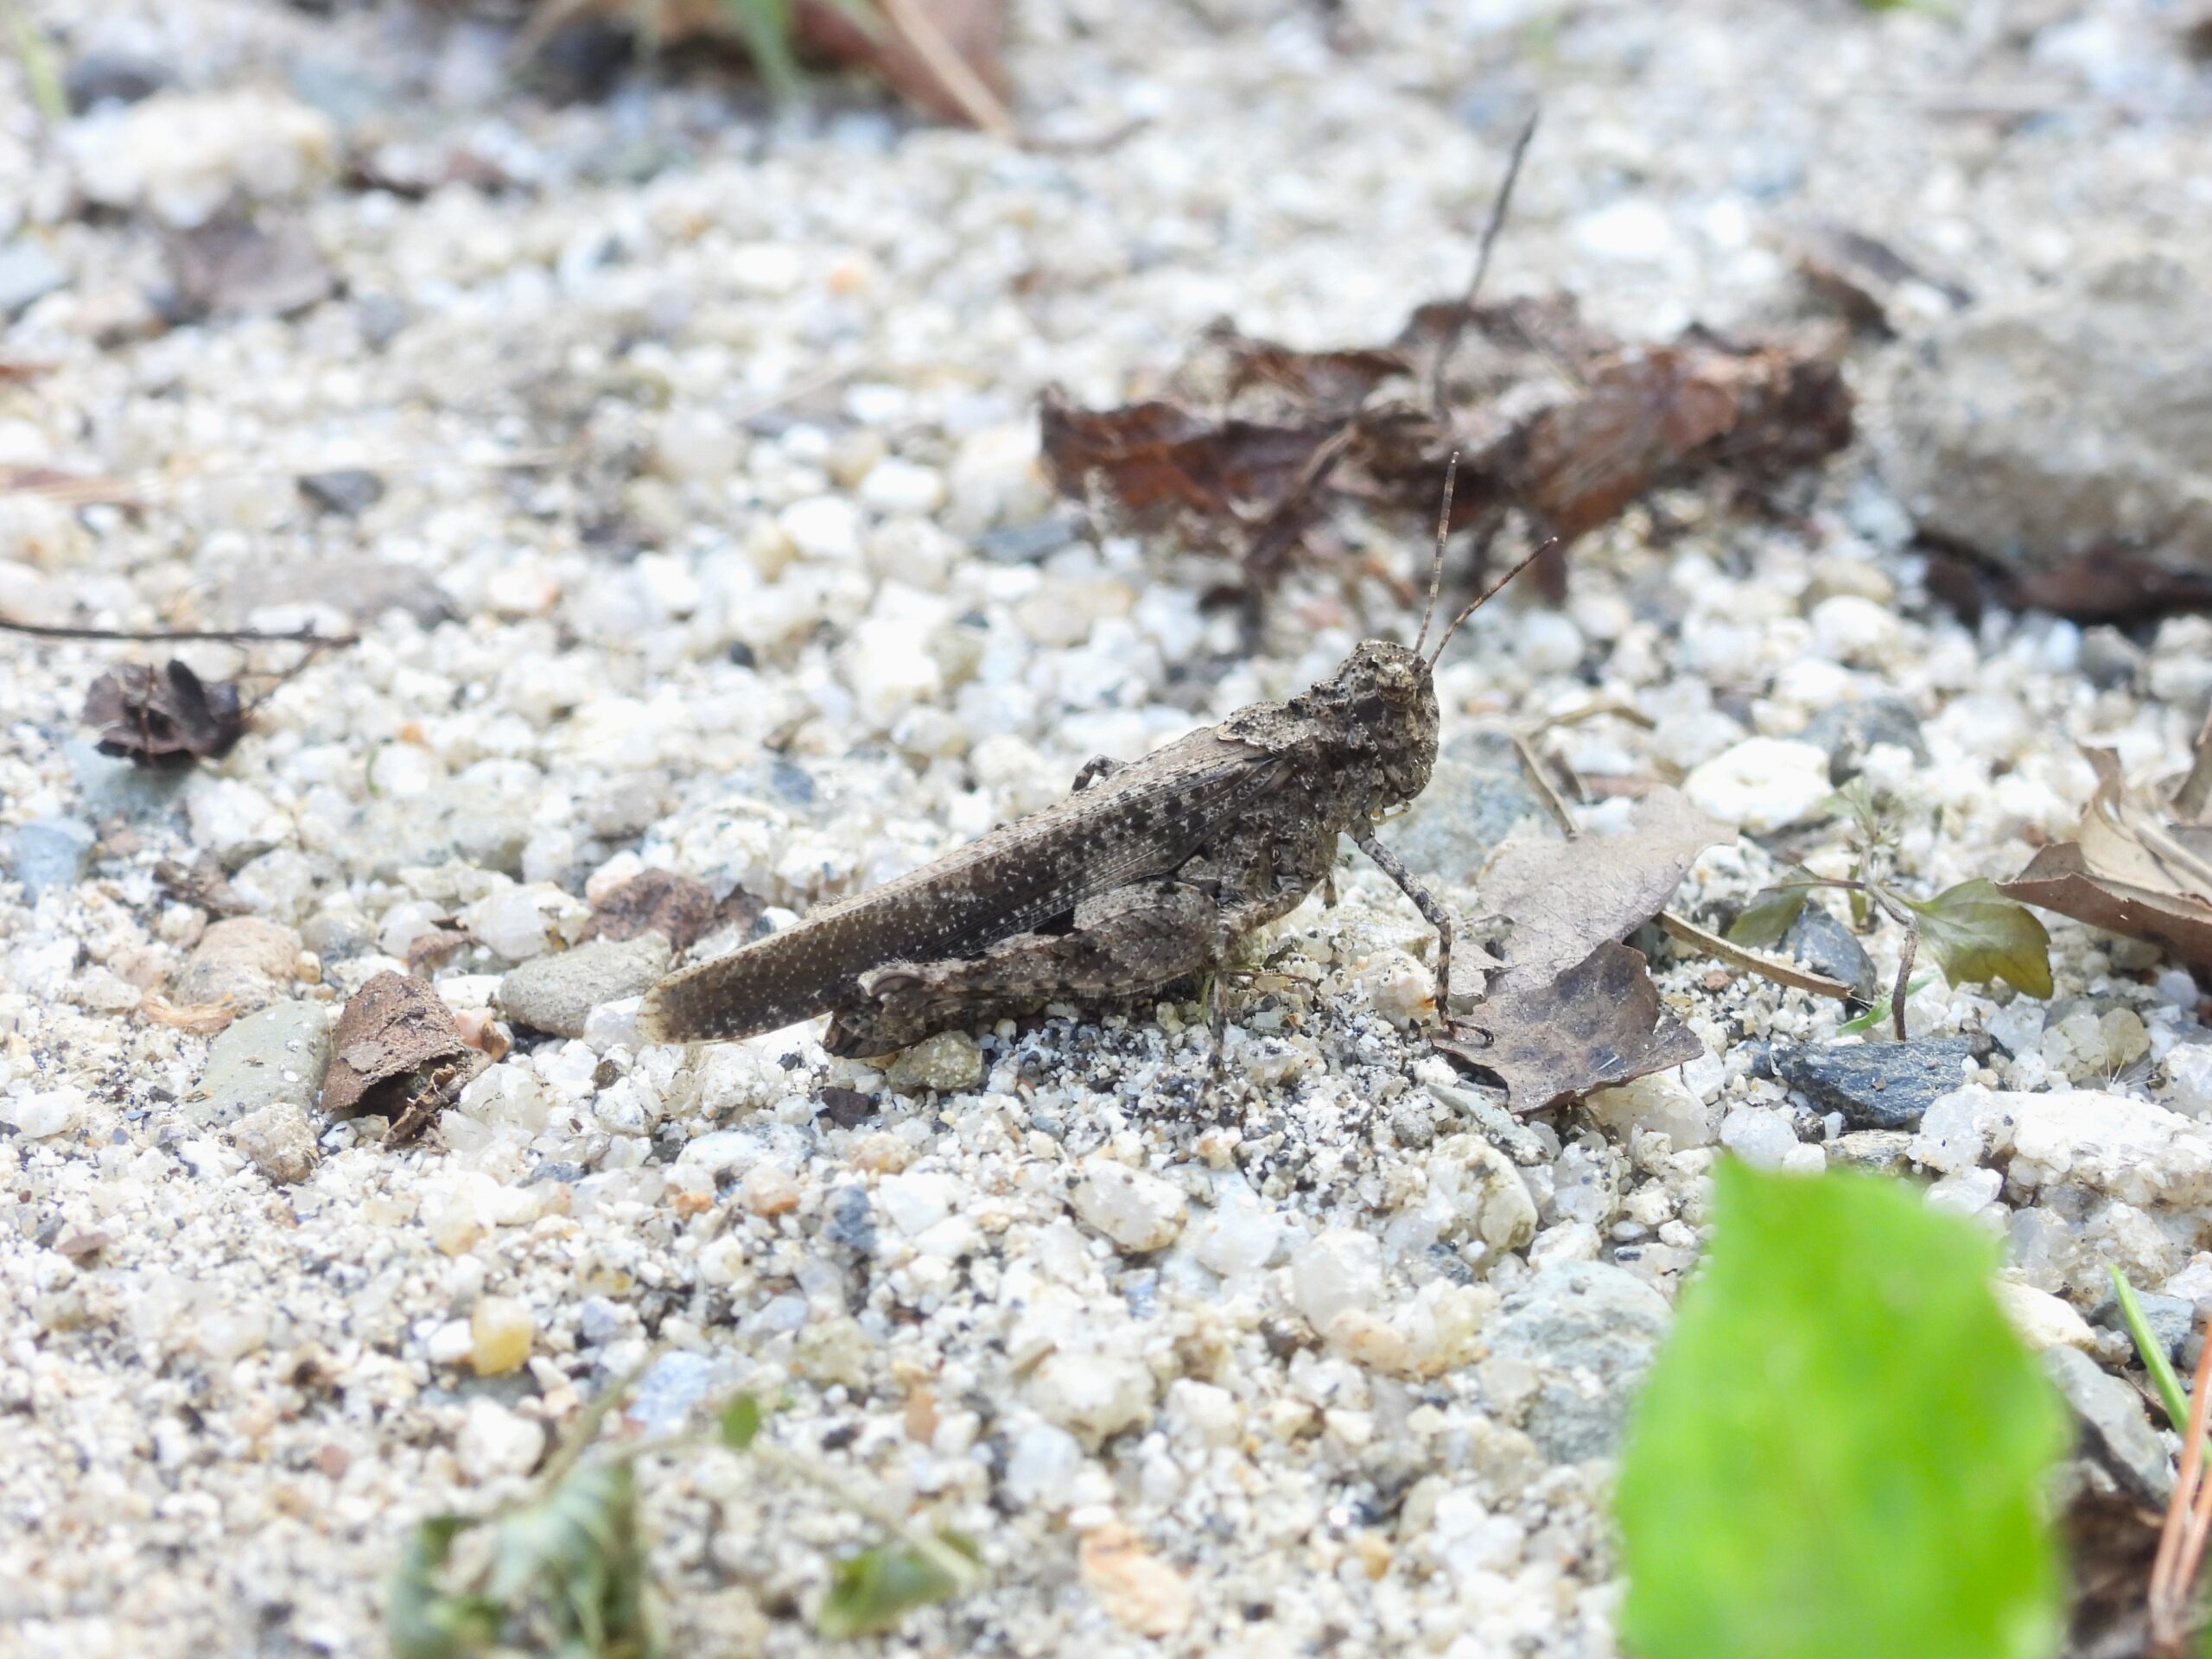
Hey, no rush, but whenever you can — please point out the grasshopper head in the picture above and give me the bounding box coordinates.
[1326,639,1440,813]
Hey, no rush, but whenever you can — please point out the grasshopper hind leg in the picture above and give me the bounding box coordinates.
[823,880,1218,1059]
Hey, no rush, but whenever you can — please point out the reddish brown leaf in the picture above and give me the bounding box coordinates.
[1436,941,1705,1114]
[322,970,488,1142]
[84,661,245,769]
[1039,291,1851,596]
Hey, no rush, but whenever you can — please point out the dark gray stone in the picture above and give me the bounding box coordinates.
[0,240,67,319]
[1386,731,1558,885]
[1775,1036,1979,1130]
[297,468,385,517]
[1490,1260,1673,1462]
[2043,1345,2173,1507]
[1781,903,1878,1001]
[64,52,168,111]
[5,817,95,903]
[2079,626,2145,690]
[1799,697,1929,783]
[497,935,672,1039]
[2092,1288,2196,1366]
[823,1184,876,1253]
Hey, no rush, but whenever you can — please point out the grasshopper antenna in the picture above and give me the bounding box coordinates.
[1429,108,1539,413]
[1411,451,1460,661]
[1426,535,1559,670]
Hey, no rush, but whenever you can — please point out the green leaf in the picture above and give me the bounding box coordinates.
[715,0,804,99]
[1727,886,1810,950]
[1907,879,2054,999]
[719,1395,763,1451]
[816,1535,978,1638]
[2111,1267,2200,1442]
[1616,1162,2069,1659]
[388,1516,502,1659]
[1836,973,1935,1035]
[389,1462,658,1659]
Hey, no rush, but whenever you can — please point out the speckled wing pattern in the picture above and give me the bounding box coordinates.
[638,729,1288,1044]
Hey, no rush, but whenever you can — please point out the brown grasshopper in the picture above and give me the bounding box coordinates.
[639,469,1540,1058]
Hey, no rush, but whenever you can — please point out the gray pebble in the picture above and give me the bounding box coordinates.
[1880,252,2212,581]
[297,468,386,517]
[64,51,168,111]
[0,240,68,320]
[6,817,95,904]
[2092,1288,2196,1366]
[1387,733,1557,885]
[496,934,671,1039]
[1781,903,1878,1001]
[1799,697,1929,783]
[1774,1035,1980,1131]
[1490,1260,1673,1462]
[1824,1128,1917,1175]
[2043,1345,2173,1508]
[186,1001,333,1129]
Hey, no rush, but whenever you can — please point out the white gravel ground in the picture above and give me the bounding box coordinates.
[5,2,2212,1656]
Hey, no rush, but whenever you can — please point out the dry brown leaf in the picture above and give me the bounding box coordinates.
[155,855,254,917]
[322,970,488,1142]
[1039,293,1851,596]
[2000,747,2212,969]
[1436,941,1704,1115]
[139,994,239,1034]
[86,661,245,769]
[1479,787,1731,995]
[167,215,335,320]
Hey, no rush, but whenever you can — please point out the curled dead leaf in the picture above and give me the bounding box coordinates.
[323,971,488,1143]
[586,868,721,951]
[1437,941,1704,1115]
[85,661,245,769]
[2000,747,2212,969]
[139,994,239,1034]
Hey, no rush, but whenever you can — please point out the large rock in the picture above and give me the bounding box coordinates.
[1489,1259,1673,1462]
[186,1000,331,1128]
[1879,254,2212,575]
[496,935,670,1039]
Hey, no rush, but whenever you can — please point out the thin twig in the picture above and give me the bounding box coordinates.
[1510,733,1579,837]
[1658,911,1856,1001]
[2150,1312,2212,1647]
[1429,110,1539,414]
[0,618,358,647]
[1891,912,1919,1043]
[877,0,1017,141]
[2175,704,2212,823]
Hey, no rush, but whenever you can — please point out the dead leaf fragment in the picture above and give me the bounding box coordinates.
[155,855,254,917]
[1437,941,1705,1115]
[1077,1522,1195,1638]
[166,215,336,320]
[586,868,720,950]
[1480,786,1731,994]
[85,660,245,768]
[322,970,487,1142]
[1999,747,2212,970]
[1040,292,1852,597]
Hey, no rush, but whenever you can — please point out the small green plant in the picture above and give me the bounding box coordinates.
[391,1370,981,1656]
[1616,1160,2069,1659]
[1729,779,2051,1038]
